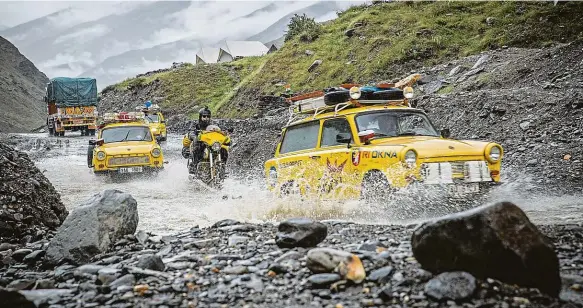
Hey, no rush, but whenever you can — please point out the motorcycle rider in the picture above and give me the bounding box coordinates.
[182,107,213,173]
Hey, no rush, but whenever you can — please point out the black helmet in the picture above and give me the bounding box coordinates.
[199,107,211,127]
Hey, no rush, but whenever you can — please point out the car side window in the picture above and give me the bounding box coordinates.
[321,118,352,147]
[279,121,320,154]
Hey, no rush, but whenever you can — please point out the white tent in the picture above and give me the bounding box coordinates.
[195,47,220,64]
[217,41,269,63]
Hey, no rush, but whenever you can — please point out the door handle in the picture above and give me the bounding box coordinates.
[309,155,321,159]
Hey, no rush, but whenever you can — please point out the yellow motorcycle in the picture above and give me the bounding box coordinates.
[182,125,231,188]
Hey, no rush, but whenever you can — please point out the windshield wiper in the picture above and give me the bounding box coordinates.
[398,131,417,136]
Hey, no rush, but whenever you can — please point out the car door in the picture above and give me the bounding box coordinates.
[317,117,360,199]
[274,120,323,195]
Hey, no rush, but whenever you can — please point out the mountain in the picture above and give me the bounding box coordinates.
[0,36,49,133]
[247,1,342,44]
[0,25,7,31]
[1,1,351,89]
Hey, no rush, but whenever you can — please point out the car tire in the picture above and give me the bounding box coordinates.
[360,170,393,202]
[324,90,350,106]
[87,145,95,168]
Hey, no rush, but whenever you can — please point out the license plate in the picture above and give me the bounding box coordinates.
[118,167,143,174]
[447,183,479,196]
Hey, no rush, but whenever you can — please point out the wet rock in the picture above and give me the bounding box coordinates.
[135,230,149,245]
[308,60,322,72]
[34,279,55,289]
[75,264,105,276]
[6,279,35,290]
[212,219,240,228]
[136,254,165,271]
[20,289,74,306]
[308,273,342,287]
[45,189,139,264]
[219,224,255,232]
[471,55,489,69]
[274,251,303,263]
[228,235,249,247]
[0,288,36,308]
[424,272,477,301]
[12,249,32,261]
[307,248,366,283]
[412,202,561,296]
[520,121,531,131]
[223,266,248,275]
[276,218,327,248]
[186,237,221,249]
[22,250,44,263]
[560,274,583,305]
[368,266,394,283]
[0,243,17,251]
[109,274,135,290]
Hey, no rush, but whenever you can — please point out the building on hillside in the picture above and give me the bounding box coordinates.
[217,41,269,63]
[195,47,220,64]
[267,44,279,54]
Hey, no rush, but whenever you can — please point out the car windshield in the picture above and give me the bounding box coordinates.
[144,114,160,123]
[101,126,152,143]
[355,111,439,138]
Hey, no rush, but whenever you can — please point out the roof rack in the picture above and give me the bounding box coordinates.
[135,103,161,112]
[99,112,146,128]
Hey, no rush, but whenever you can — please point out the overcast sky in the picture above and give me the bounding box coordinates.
[0,0,359,28]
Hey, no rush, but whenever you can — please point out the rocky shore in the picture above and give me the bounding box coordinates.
[1,187,582,308]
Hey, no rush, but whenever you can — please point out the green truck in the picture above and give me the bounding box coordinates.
[44,77,99,136]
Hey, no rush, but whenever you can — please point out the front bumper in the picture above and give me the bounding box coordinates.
[94,165,163,175]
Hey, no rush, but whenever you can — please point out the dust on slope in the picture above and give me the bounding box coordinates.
[0,36,49,133]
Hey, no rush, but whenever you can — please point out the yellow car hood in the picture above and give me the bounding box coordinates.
[100,143,156,156]
[370,136,489,158]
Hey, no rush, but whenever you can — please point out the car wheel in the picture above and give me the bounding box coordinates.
[360,171,394,202]
[324,90,350,106]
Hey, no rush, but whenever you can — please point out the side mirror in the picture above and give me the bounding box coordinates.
[336,133,352,144]
[161,120,166,124]
[156,136,163,143]
[89,139,104,146]
[441,128,450,138]
[88,140,96,146]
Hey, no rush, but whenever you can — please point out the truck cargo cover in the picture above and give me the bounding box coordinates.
[47,77,98,107]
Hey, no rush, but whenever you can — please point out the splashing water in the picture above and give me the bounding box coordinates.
[9,132,583,235]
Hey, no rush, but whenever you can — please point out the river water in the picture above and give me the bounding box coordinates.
[8,132,583,235]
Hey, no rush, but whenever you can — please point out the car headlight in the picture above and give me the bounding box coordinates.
[97,151,106,160]
[488,146,501,162]
[268,167,277,187]
[404,86,414,99]
[151,127,158,132]
[349,86,361,100]
[212,142,221,151]
[152,148,161,158]
[404,150,417,167]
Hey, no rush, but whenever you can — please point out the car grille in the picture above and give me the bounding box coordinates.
[421,160,491,184]
[450,161,465,177]
[108,156,150,166]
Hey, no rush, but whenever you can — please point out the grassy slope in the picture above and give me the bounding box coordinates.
[107,1,583,118]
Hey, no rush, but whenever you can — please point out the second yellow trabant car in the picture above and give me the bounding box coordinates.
[264,75,503,200]
[88,112,165,176]
[137,102,167,141]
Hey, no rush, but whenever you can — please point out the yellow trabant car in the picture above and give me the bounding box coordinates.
[137,103,167,141]
[88,112,164,176]
[264,78,503,200]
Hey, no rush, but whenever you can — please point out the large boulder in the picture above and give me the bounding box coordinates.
[275,218,327,248]
[45,189,138,264]
[0,142,68,243]
[411,201,561,296]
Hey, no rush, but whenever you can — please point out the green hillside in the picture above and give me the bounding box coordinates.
[104,1,583,118]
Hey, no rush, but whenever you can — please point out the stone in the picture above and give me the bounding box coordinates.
[110,274,136,290]
[97,268,122,285]
[308,60,322,72]
[276,218,327,248]
[222,266,248,275]
[274,251,303,263]
[448,65,463,76]
[6,279,35,290]
[307,248,366,283]
[75,264,105,276]
[0,288,35,308]
[368,266,394,283]
[308,274,342,287]
[424,272,477,301]
[228,235,249,247]
[471,55,489,69]
[186,237,221,249]
[345,28,356,37]
[212,219,240,228]
[136,254,165,271]
[19,289,74,306]
[411,202,561,296]
[0,243,17,251]
[135,230,149,245]
[34,279,55,289]
[22,250,45,263]
[305,50,314,56]
[12,249,33,261]
[45,189,139,264]
[520,121,531,131]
